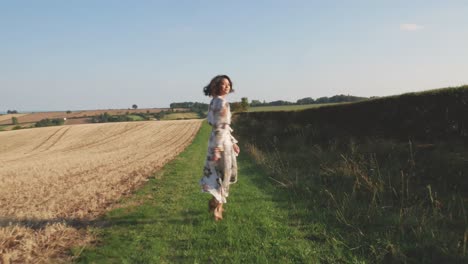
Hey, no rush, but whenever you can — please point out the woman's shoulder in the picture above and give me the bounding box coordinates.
[212,96,227,103]
[211,96,227,108]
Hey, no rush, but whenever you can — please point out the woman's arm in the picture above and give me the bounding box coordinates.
[211,98,228,161]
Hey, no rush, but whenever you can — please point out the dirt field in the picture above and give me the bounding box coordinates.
[0,120,202,263]
[0,114,27,123]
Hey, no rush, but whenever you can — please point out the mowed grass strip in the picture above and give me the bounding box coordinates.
[76,122,332,263]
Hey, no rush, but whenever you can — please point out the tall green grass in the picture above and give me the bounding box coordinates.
[236,85,468,262]
[242,134,468,263]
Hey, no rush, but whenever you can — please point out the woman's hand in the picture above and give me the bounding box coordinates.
[233,144,240,155]
[213,147,221,161]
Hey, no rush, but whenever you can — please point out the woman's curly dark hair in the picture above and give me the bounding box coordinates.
[203,75,234,97]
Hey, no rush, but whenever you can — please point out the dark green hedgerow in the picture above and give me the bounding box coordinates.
[233,86,468,263]
[236,85,468,142]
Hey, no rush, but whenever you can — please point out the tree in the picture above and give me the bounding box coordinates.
[230,102,243,112]
[35,118,64,127]
[315,97,329,104]
[269,100,293,106]
[12,117,18,125]
[297,97,315,105]
[132,104,138,109]
[241,97,249,111]
[250,100,262,106]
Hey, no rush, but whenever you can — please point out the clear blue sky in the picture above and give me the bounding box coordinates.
[1,0,467,111]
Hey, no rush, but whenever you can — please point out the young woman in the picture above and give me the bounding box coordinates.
[199,75,240,221]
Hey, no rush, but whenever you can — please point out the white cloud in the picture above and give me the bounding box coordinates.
[400,23,424,31]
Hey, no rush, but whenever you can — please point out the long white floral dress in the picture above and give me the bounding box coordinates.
[199,96,238,203]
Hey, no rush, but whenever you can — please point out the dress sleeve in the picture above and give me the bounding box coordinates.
[211,98,228,125]
[211,98,229,150]
[230,134,238,144]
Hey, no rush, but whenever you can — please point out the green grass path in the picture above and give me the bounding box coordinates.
[77,123,342,263]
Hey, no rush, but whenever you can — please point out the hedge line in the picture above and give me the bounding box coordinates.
[234,85,468,143]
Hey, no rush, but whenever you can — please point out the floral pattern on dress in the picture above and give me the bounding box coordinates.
[199,96,238,203]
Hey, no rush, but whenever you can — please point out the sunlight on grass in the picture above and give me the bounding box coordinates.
[77,122,349,263]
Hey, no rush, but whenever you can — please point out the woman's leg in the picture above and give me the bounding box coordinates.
[209,196,224,221]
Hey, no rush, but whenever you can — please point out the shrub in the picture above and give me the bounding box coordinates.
[241,97,249,111]
[230,102,243,112]
[35,118,65,127]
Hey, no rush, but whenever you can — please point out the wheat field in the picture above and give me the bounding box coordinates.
[0,108,174,125]
[0,120,202,263]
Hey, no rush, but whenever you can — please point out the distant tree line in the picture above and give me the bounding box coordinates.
[169,94,364,115]
[230,97,250,112]
[250,94,368,107]
[35,118,64,127]
[90,110,181,123]
[91,112,152,123]
[6,110,18,114]
[170,97,250,115]
[170,102,208,111]
[170,102,209,117]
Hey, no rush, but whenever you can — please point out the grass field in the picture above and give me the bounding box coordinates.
[125,114,146,121]
[0,120,202,263]
[247,103,344,112]
[77,122,355,263]
[161,112,200,120]
[234,112,468,263]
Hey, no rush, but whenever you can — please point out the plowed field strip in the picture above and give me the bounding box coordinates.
[109,122,199,170]
[3,127,72,162]
[42,127,71,152]
[63,123,150,152]
[31,127,65,151]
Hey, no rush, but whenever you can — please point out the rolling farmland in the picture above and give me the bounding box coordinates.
[0,108,177,125]
[0,114,28,123]
[0,120,202,263]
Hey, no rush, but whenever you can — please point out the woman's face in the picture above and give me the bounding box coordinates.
[218,78,231,96]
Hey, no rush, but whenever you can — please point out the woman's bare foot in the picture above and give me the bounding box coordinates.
[214,203,224,221]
